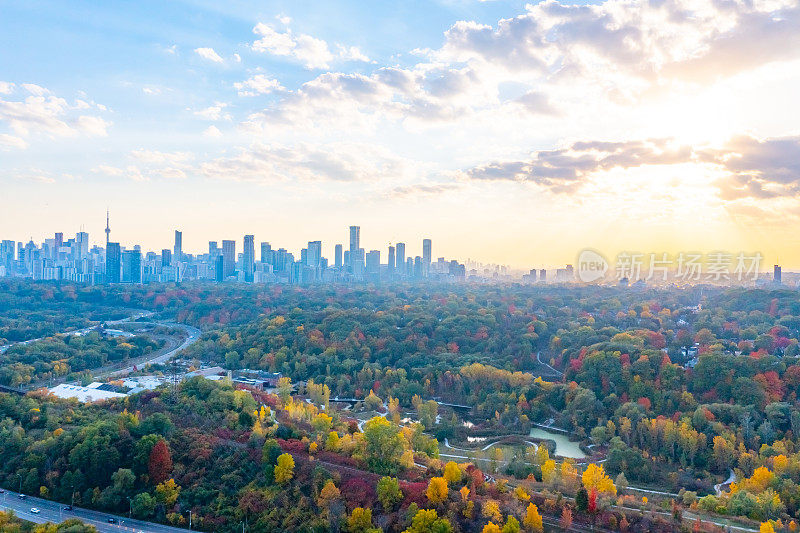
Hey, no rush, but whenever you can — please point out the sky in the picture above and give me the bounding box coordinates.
[2,0,800,269]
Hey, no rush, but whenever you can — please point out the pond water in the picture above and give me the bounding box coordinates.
[529,427,586,459]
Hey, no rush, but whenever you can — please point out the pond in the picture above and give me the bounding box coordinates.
[529,427,586,459]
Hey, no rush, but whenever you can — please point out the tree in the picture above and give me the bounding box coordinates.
[524,503,543,533]
[576,487,589,512]
[274,453,295,484]
[502,515,521,533]
[154,479,180,507]
[148,439,172,485]
[426,477,449,505]
[403,509,453,533]
[347,507,380,533]
[541,459,557,485]
[582,463,616,495]
[560,507,573,530]
[761,522,775,533]
[377,476,403,510]
[483,524,501,533]
[363,416,406,475]
[131,492,156,518]
[444,461,461,485]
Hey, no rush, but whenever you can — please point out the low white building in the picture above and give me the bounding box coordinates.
[49,383,127,403]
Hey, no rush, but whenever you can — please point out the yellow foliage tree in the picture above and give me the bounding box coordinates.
[427,477,449,505]
[761,522,775,533]
[514,486,531,502]
[483,523,501,533]
[524,503,543,533]
[541,459,557,485]
[483,500,501,522]
[326,431,340,451]
[274,453,295,484]
[582,463,616,495]
[444,461,462,485]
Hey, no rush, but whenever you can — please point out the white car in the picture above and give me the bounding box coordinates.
[30,508,40,514]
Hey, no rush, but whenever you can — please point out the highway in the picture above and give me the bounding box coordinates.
[0,490,189,532]
[101,322,202,378]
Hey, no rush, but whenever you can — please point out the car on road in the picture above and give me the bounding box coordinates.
[107,518,117,523]
[30,508,40,514]
[63,505,73,511]
[0,489,4,493]
[18,494,26,499]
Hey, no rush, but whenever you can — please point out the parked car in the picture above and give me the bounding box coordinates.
[30,508,40,514]
[107,518,117,524]
[63,505,73,511]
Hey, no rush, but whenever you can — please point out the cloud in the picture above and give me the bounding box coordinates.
[0,133,27,150]
[459,134,800,200]
[203,125,223,138]
[250,22,370,69]
[194,47,224,63]
[384,183,461,199]
[0,85,110,146]
[193,102,230,121]
[130,149,194,165]
[0,82,13,95]
[200,142,414,183]
[234,74,284,96]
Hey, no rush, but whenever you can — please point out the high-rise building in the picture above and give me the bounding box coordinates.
[106,242,121,283]
[334,244,343,268]
[174,230,183,263]
[422,239,432,276]
[243,235,255,282]
[222,240,236,278]
[307,241,322,268]
[161,249,172,267]
[75,232,89,258]
[774,265,782,284]
[539,269,547,282]
[387,246,395,276]
[260,242,272,264]
[395,242,405,274]
[122,249,142,283]
[366,250,380,275]
[349,226,360,252]
[209,241,218,258]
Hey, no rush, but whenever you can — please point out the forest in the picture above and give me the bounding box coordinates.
[3,280,800,531]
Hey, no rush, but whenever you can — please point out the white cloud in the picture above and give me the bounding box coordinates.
[130,149,194,165]
[250,22,370,69]
[0,82,13,95]
[234,74,284,96]
[193,102,230,121]
[203,125,223,138]
[0,133,27,150]
[194,47,224,63]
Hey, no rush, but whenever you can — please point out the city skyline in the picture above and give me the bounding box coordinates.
[2,1,800,268]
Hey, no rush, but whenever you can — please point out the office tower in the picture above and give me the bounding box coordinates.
[208,241,218,257]
[774,265,782,284]
[54,232,63,250]
[243,235,255,282]
[406,257,413,277]
[75,232,89,258]
[307,240,322,267]
[214,255,224,282]
[366,250,380,276]
[222,240,236,278]
[260,242,272,264]
[387,246,395,276]
[349,226,360,252]
[106,242,121,282]
[173,230,182,263]
[414,256,422,278]
[334,244,343,268]
[162,249,172,267]
[422,239,432,276]
[352,248,365,278]
[395,242,405,273]
[122,249,142,283]
[539,269,547,282]
[105,210,111,246]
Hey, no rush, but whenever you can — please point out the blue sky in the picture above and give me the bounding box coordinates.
[2,0,800,267]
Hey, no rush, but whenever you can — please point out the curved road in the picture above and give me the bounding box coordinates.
[1,490,188,532]
[101,322,202,378]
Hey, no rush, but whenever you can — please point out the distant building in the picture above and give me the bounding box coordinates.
[222,240,236,278]
[774,264,782,284]
[395,243,405,274]
[122,249,141,283]
[106,242,121,282]
[243,235,255,282]
[173,230,182,263]
[422,239,432,276]
[334,244,343,268]
[161,249,172,267]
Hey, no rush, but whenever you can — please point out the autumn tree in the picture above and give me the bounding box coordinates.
[427,476,449,505]
[274,453,295,484]
[377,476,403,510]
[444,461,462,485]
[404,509,453,533]
[524,503,543,533]
[148,439,172,485]
[582,463,616,495]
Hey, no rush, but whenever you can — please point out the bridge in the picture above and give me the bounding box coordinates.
[0,384,26,395]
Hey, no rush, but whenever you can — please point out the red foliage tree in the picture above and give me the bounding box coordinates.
[148,439,173,485]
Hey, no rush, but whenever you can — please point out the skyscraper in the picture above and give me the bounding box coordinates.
[349,226,360,252]
[260,242,272,264]
[307,240,322,268]
[209,241,218,258]
[222,240,236,278]
[243,235,255,282]
[366,250,380,279]
[387,246,395,276]
[774,265,782,284]
[334,244,343,268]
[422,239,432,276]
[106,242,121,283]
[161,249,172,267]
[395,242,405,274]
[122,249,141,283]
[174,230,183,263]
